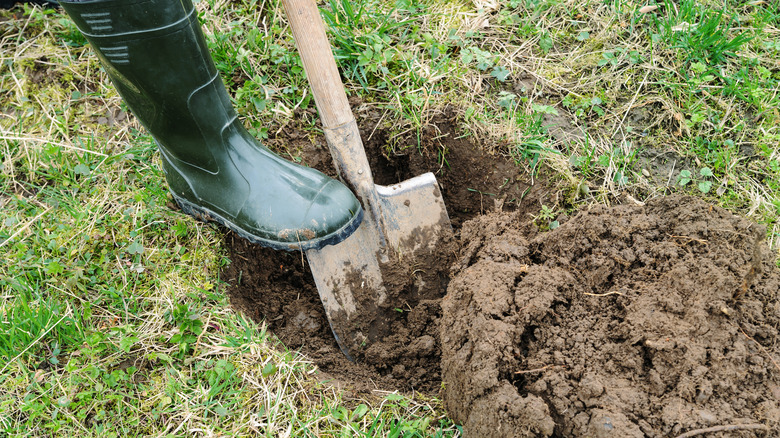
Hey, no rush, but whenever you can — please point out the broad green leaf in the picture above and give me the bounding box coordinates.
[127,241,144,255]
[261,362,277,378]
[74,163,90,176]
[119,336,138,353]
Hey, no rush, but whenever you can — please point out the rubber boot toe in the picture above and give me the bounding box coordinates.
[232,175,363,250]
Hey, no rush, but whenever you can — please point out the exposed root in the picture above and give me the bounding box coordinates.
[674,423,769,438]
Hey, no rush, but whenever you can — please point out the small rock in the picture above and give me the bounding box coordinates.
[698,410,717,425]
[407,335,436,357]
[290,311,320,332]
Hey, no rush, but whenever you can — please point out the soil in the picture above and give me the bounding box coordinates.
[441,197,779,437]
[222,114,779,436]
[223,112,548,394]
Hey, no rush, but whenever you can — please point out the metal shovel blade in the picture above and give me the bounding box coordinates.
[281,0,452,360]
[306,172,452,360]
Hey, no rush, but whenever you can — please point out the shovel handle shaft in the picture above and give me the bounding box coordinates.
[281,0,352,129]
[282,0,386,237]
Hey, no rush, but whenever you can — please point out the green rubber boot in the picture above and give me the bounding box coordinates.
[60,0,362,251]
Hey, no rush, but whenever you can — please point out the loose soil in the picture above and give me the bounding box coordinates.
[222,116,779,436]
[442,197,779,437]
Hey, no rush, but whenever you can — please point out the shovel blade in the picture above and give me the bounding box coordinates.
[305,172,451,359]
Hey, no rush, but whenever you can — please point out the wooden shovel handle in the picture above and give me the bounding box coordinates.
[281,0,353,129]
[281,0,387,239]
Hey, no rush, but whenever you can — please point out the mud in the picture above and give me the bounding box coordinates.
[441,196,779,437]
[223,114,544,394]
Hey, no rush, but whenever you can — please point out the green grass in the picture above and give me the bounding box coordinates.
[0,4,458,436]
[1,0,779,435]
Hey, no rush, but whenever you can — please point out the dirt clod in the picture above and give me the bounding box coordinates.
[441,196,779,437]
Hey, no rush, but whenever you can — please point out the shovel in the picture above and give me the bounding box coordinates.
[281,0,453,360]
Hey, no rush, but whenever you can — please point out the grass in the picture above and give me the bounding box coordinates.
[1,0,778,435]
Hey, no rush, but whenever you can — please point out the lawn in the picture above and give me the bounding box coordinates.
[1,0,777,436]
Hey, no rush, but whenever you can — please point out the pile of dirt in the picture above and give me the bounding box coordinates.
[441,196,780,437]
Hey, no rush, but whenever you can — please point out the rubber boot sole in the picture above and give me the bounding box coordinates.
[173,194,363,251]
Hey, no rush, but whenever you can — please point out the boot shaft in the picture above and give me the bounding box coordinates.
[60,0,364,251]
[60,0,235,171]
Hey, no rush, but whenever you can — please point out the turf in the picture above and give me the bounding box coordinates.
[1,0,777,435]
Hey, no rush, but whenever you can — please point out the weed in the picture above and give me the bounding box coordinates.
[1,0,778,434]
[678,167,715,194]
[655,0,753,65]
[538,31,554,53]
[163,303,204,358]
[598,48,642,68]
[535,205,560,230]
[563,94,606,119]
